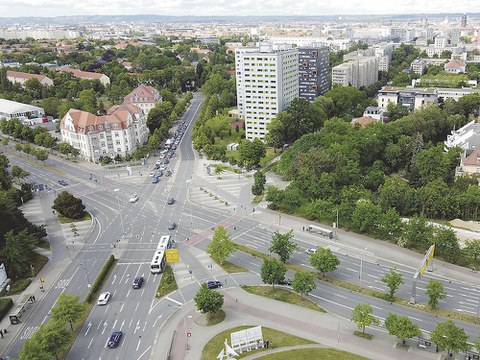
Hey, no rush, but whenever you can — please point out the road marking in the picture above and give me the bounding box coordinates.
[129,318,133,328]
[42,315,48,324]
[102,321,108,334]
[88,338,93,349]
[166,296,183,306]
[134,319,140,334]
[371,304,383,310]
[310,294,353,310]
[409,316,423,322]
[135,302,139,312]
[120,320,125,331]
[136,339,142,351]
[152,314,163,328]
[85,321,92,336]
[20,326,39,340]
[112,319,117,329]
[120,303,124,312]
[334,293,347,299]
[137,346,152,360]
[345,267,358,273]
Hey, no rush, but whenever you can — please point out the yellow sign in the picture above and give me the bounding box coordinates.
[41,277,45,283]
[420,261,427,278]
[166,249,179,263]
[427,244,435,264]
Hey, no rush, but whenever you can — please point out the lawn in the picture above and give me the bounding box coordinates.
[57,211,92,224]
[221,260,248,273]
[254,348,371,360]
[156,265,178,298]
[241,285,326,312]
[201,325,316,360]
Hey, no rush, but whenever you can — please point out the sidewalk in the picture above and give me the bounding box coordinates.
[152,286,439,360]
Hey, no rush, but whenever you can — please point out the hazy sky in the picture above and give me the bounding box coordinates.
[0,0,478,18]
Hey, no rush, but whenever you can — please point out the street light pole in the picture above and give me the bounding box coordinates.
[80,262,91,288]
[113,189,125,234]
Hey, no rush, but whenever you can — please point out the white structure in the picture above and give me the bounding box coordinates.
[60,104,148,163]
[410,59,427,75]
[332,56,379,89]
[58,67,110,86]
[124,84,162,116]
[6,70,54,86]
[235,44,299,141]
[444,60,466,74]
[0,99,45,120]
[445,120,480,151]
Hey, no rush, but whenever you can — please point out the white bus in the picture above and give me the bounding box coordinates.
[157,235,174,250]
[307,224,334,239]
[151,250,166,274]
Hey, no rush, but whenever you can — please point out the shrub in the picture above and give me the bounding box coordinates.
[0,297,13,322]
[85,255,116,303]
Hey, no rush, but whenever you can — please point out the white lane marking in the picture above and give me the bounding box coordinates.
[88,338,94,349]
[165,296,183,306]
[85,322,92,336]
[152,314,163,328]
[136,339,142,351]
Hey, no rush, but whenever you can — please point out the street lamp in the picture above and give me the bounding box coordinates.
[358,247,368,288]
[113,189,125,234]
[80,262,91,288]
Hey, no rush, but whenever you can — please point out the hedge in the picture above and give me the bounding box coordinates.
[85,255,116,304]
[0,297,13,322]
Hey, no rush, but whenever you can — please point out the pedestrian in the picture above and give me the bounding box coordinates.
[302,226,304,231]
[0,329,3,338]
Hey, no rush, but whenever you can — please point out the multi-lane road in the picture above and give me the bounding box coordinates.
[2,92,480,359]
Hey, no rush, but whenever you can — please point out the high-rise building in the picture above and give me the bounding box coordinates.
[235,44,299,141]
[461,13,468,28]
[332,56,379,89]
[298,46,330,102]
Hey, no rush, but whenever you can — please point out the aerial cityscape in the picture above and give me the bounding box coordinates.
[0,4,480,360]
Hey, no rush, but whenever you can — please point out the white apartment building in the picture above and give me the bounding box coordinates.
[60,104,148,163]
[124,84,162,116]
[6,70,54,86]
[332,56,379,89]
[235,44,299,141]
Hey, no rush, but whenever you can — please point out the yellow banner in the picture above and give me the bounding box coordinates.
[166,249,179,263]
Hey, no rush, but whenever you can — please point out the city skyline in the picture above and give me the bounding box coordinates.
[0,0,479,19]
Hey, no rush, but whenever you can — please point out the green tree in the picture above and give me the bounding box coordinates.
[52,191,86,219]
[51,293,85,330]
[309,248,340,276]
[206,225,235,265]
[238,138,266,167]
[291,271,316,298]
[251,170,266,196]
[0,229,38,278]
[425,279,447,309]
[37,321,71,360]
[194,284,224,321]
[431,226,461,264]
[430,320,471,357]
[381,268,404,301]
[464,239,480,262]
[386,103,409,121]
[268,230,298,263]
[351,303,380,335]
[35,149,49,163]
[18,336,51,360]
[351,199,381,233]
[260,257,287,289]
[11,165,30,183]
[384,313,421,344]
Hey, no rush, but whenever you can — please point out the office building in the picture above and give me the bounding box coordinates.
[235,44,299,141]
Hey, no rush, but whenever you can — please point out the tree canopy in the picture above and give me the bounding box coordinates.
[206,225,235,265]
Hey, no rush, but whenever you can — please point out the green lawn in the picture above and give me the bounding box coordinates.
[58,211,92,224]
[241,285,326,313]
[254,348,371,360]
[221,260,248,273]
[202,326,316,360]
[156,265,178,298]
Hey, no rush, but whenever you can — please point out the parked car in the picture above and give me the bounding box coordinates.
[206,280,222,289]
[156,170,163,177]
[163,158,170,164]
[132,276,144,289]
[165,170,172,177]
[129,194,139,203]
[97,292,112,305]
[168,222,177,230]
[167,197,175,205]
[149,171,156,177]
[278,279,292,286]
[151,176,159,184]
[172,144,177,150]
[107,331,123,348]
[305,248,317,254]
[57,179,68,186]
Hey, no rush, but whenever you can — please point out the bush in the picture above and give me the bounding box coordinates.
[0,297,13,322]
[85,255,116,303]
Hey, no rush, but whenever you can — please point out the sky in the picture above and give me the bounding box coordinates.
[0,0,479,18]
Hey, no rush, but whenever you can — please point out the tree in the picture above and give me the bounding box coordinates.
[268,230,298,262]
[309,247,340,276]
[381,268,404,301]
[194,284,224,320]
[206,225,235,265]
[50,293,85,330]
[351,303,380,335]
[384,313,421,344]
[260,257,287,289]
[464,239,480,262]
[291,271,316,298]
[0,229,38,278]
[18,336,51,360]
[251,170,266,196]
[351,199,381,233]
[11,165,30,183]
[238,138,266,167]
[386,103,409,121]
[425,279,447,309]
[35,149,49,163]
[52,191,86,219]
[430,320,471,357]
[37,321,71,360]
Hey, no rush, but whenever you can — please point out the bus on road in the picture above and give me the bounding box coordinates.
[157,235,174,250]
[151,250,166,274]
[307,224,334,239]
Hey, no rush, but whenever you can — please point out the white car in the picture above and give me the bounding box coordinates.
[149,171,155,177]
[305,248,317,254]
[97,292,111,305]
[129,194,139,203]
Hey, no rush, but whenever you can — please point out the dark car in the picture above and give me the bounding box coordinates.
[167,197,175,205]
[107,331,122,348]
[163,158,170,164]
[58,180,68,186]
[168,222,177,230]
[206,280,222,289]
[278,278,292,286]
[132,276,144,289]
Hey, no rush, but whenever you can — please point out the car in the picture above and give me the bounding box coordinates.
[156,159,162,165]
[167,197,175,205]
[58,179,68,186]
[206,280,222,289]
[97,292,112,305]
[149,171,156,177]
[151,176,158,184]
[278,279,292,286]
[107,331,123,348]
[156,170,163,177]
[163,158,170,164]
[129,194,139,203]
[172,144,177,150]
[165,170,172,177]
[305,248,317,254]
[132,276,144,289]
[168,222,177,230]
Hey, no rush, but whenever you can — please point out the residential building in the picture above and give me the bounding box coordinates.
[444,60,466,74]
[235,44,299,141]
[410,59,427,75]
[445,120,480,151]
[6,70,54,87]
[60,104,148,163]
[58,67,110,86]
[377,87,436,111]
[456,148,480,177]
[124,84,162,116]
[298,46,329,102]
[332,56,379,89]
[0,99,45,121]
[363,106,385,121]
